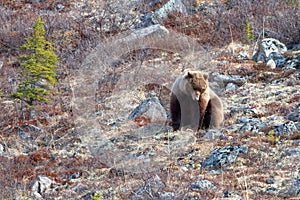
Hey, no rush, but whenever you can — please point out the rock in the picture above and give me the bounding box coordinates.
[137,0,187,28]
[0,144,4,155]
[190,180,216,191]
[201,145,248,170]
[237,117,266,133]
[210,72,246,87]
[133,175,165,197]
[154,0,187,19]
[0,60,3,70]
[225,82,238,91]
[128,97,167,124]
[274,121,299,137]
[55,3,64,11]
[252,38,287,68]
[286,105,300,122]
[285,148,300,156]
[235,52,249,60]
[223,190,243,200]
[266,59,276,69]
[31,175,54,199]
[137,13,159,28]
[266,178,275,184]
[279,178,300,198]
[155,191,175,200]
[203,129,226,140]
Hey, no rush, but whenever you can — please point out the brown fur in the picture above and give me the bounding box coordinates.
[170,71,224,131]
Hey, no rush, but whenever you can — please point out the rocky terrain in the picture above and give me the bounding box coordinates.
[0,0,299,199]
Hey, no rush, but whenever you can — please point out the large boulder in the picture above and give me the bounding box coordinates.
[128,97,167,126]
[252,38,287,68]
[137,0,187,28]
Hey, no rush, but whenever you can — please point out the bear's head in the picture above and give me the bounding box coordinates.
[184,71,208,101]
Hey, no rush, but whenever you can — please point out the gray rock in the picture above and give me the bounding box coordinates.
[201,145,248,170]
[229,106,251,117]
[133,175,165,196]
[128,97,167,122]
[235,52,249,60]
[137,0,187,28]
[223,190,243,200]
[137,13,159,28]
[31,175,54,198]
[237,117,265,133]
[0,144,4,155]
[285,148,300,156]
[274,121,299,137]
[55,3,64,11]
[266,178,275,184]
[155,191,175,200]
[252,38,287,68]
[0,60,3,70]
[266,59,276,69]
[225,82,238,91]
[279,178,300,198]
[203,129,226,140]
[154,0,187,19]
[211,72,246,87]
[283,59,299,70]
[286,105,300,122]
[190,180,216,191]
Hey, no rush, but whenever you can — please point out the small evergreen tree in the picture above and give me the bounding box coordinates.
[11,17,58,108]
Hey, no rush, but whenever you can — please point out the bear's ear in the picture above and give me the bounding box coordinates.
[203,73,209,80]
[186,72,193,79]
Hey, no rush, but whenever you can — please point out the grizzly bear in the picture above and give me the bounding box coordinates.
[170,70,224,131]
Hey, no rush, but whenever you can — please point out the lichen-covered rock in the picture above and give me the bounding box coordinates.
[128,96,167,123]
[132,175,165,198]
[190,180,217,191]
[201,145,248,170]
[274,121,299,137]
[210,72,246,87]
[31,175,54,199]
[252,38,287,68]
[137,0,187,28]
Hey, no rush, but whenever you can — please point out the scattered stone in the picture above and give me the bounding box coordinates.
[266,178,275,184]
[155,191,175,200]
[68,171,81,180]
[286,105,300,122]
[190,180,216,191]
[237,117,266,133]
[154,0,187,19]
[15,126,26,139]
[0,144,4,155]
[137,0,187,28]
[203,129,226,140]
[55,3,65,11]
[128,97,167,124]
[252,38,287,68]
[137,13,159,28]
[266,59,276,69]
[0,60,3,70]
[31,175,54,199]
[210,72,246,87]
[225,82,238,91]
[133,175,165,197]
[285,148,300,156]
[201,145,248,170]
[235,52,249,60]
[279,178,300,198]
[274,121,299,137]
[223,190,243,200]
